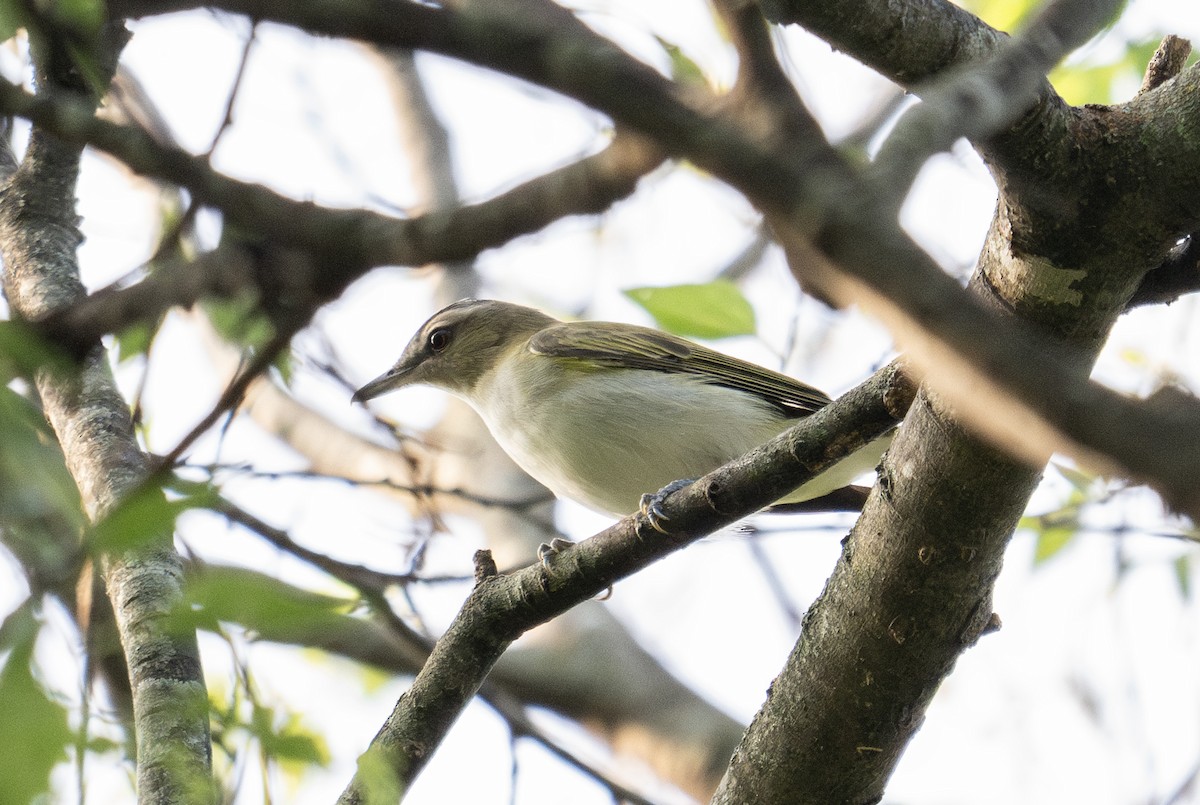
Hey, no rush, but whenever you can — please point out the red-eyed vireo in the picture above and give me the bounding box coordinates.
[353,299,889,521]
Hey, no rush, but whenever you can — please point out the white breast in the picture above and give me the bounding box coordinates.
[466,355,813,516]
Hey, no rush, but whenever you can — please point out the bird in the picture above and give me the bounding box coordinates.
[353,299,888,527]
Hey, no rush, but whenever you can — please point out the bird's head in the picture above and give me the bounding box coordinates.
[352,299,554,403]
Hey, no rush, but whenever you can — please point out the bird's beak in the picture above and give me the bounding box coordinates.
[352,363,414,404]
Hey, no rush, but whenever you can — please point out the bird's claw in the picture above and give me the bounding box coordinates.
[638,478,693,535]
[537,537,576,568]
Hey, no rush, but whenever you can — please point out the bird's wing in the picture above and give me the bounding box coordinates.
[529,321,831,416]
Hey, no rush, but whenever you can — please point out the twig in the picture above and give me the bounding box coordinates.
[158,318,301,470]
[1138,35,1192,97]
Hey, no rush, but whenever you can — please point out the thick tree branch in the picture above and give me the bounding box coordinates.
[11,4,1200,801]
[762,0,1006,86]
[35,242,257,357]
[88,0,1200,516]
[372,43,736,801]
[760,1,1194,294]
[869,0,1116,197]
[196,306,745,798]
[0,77,661,348]
[337,361,913,802]
[1128,235,1200,308]
[0,23,213,802]
[190,559,661,804]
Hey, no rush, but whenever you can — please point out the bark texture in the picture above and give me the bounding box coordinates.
[0,25,212,803]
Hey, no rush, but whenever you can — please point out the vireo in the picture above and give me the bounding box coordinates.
[353,299,888,520]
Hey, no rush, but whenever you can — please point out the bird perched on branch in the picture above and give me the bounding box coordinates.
[354,299,888,524]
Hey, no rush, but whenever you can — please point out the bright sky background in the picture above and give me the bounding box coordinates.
[5,1,1200,803]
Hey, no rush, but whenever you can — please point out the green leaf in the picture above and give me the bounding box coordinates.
[272,350,294,387]
[957,0,1039,32]
[1054,463,1096,493]
[1051,38,1163,105]
[0,386,85,535]
[653,35,707,88]
[962,0,1126,37]
[175,566,356,638]
[248,705,330,768]
[1174,554,1192,600]
[0,320,71,383]
[354,746,403,805]
[52,0,106,38]
[1033,524,1076,564]
[624,281,756,339]
[0,0,29,43]
[962,0,1135,103]
[0,602,73,805]
[90,479,218,555]
[115,319,157,363]
[204,291,274,349]
[85,736,124,755]
[202,291,293,384]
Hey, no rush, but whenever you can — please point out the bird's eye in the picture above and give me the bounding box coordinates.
[428,328,452,353]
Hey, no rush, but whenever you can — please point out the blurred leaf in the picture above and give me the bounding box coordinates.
[271,351,294,386]
[0,597,38,650]
[0,320,70,384]
[249,705,330,769]
[203,291,293,385]
[208,685,239,756]
[1054,463,1097,493]
[961,0,1138,103]
[0,386,85,534]
[176,566,356,637]
[963,0,1126,37]
[164,476,221,500]
[1050,61,1120,105]
[355,747,403,805]
[1119,347,1148,366]
[1032,523,1077,564]
[115,319,156,363]
[85,735,123,755]
[624,281,756,339]
[0,602,72,805]
[64,39,107,93]
[958,0,1039,32]
[0,0,27,43]
[1174,554,1192,600]
[352,660,396,695]
[13,0,110,97]
[1051,38,1163,105]
[53,0,105,38]
[90,478,218,555]
[204,291,274,350]
[1021,497,1081,565]
[653,35,707,88]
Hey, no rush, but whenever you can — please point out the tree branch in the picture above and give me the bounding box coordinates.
[189,563,661,805]
[336,361,913,802]
[35,242,258,358]
[1128,234,1200,308]
[1138,34,1192,96]
[90,0,1200,518]
[0,75,661,349]
[0,22,214,802]
[15,3,1200,801]
[869,0,1117,199]
[761,0,1006,86]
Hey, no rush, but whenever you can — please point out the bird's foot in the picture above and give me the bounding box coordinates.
[638,478,693,535]
[537,537,576,568]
